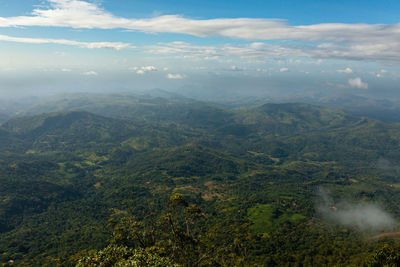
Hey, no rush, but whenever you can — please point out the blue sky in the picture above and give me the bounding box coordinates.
[0,0,399,98]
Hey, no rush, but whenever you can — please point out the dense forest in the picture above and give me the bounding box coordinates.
[1,94,400,266]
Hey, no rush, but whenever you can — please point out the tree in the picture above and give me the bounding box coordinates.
[76,245,176,267]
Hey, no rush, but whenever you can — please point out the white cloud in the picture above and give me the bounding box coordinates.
[61,68,71,72]
[0,34,133,50]
[131,65,157,75]
[348,77,368,89]
[147,41,398,63]
[142,66,157,71]
[0,1,394,43]
[167,73,184,79]
[83,70,98,76]
[0,0,399,62]
[280,67,289,72]
[337,67,353,73]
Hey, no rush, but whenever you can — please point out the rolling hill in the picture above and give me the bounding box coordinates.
[1,95,400,266]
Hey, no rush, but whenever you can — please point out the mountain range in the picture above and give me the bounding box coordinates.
[1,94,400,265]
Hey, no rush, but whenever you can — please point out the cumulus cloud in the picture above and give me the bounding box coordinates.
[83,70,98,76]
[316,188,397,232]
[280,67,289,72]
[167,73,184,79]
[348,77,368,89]
[142,66,157,71]
[0,34,133,50]
[131,65,157,74]
[337,67,353,73]
[0,0,399,62]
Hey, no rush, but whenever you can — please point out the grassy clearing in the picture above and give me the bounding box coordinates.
[248,204,306,234]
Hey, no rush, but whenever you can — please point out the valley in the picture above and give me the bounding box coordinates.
[1,94,400,266]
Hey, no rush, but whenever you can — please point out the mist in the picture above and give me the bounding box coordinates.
[316,188,397,232]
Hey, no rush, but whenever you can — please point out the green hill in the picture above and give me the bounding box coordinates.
[1,96,400,266]
[3,111,137,153]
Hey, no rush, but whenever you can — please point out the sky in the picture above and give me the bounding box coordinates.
[0,0,399,98]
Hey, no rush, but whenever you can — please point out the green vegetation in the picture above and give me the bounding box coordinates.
[1,94,400,266]
[248,204,306,234]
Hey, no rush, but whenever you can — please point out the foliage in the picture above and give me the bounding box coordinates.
[76,245,176,267]
[1,94,400,265]
[366,244,400,267]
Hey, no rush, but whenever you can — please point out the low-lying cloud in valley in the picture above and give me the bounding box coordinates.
[316,188,397,232]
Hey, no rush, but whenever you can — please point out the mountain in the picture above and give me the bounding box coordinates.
[238,103,357,134]
[282,92,400,122]
[18,93,235,129]
[3,111,136,153]
[1,96,400,266]
[0,127,25,153]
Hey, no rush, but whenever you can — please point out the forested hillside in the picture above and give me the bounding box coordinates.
[1,95,400,266]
